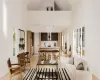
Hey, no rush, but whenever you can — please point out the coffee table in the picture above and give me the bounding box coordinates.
[37,60,58,70]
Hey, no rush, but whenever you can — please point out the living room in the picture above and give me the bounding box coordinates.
[0,0,100,80]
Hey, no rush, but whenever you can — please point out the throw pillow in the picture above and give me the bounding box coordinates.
[68,57,74,65]
[76,62,84,70]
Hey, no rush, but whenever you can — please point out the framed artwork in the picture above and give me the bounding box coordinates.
[82,27,85,56]
[76,29,78,54]
[79,28,81,56]
[73,26,85,57]
[82,27,85,47]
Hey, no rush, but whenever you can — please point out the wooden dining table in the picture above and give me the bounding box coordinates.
[38,47,60,59]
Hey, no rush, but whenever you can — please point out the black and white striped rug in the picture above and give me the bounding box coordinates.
[23,68,71,80]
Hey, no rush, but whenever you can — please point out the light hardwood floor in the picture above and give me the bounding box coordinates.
[92,75,100,80]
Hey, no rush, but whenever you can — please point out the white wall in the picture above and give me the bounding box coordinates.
[34,33,39,55]
[27,11,72,32]
[0,0,2,35]
[67,0,100,79]
[0,0,27,78]
[7,0,28,30]
[0,0,13,78]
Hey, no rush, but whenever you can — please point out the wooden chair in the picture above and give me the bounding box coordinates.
[7,58,22,80]
[17,53,26,71]
[24,52,30,65]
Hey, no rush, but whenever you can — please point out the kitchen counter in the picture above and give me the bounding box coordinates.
[39,47,60,50]
[40,47,59,49]
[39,47,60,52]
[39,47,60,59]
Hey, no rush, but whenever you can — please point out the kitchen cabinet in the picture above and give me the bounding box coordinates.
[41,33,48,41]
[51,33,58,41]
[41,33,58,41]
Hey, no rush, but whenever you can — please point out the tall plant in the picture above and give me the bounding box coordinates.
[69,45,71,51]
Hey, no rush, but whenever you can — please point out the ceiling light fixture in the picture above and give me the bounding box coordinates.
[46,6,53,11]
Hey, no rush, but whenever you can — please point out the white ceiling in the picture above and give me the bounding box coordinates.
[26,11,71,32]
[25,0,80,32]
[8,0,79,32]
[27,0,72,11]
[8,0,80,10]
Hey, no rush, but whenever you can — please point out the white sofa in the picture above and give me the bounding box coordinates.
[59,56,90,80]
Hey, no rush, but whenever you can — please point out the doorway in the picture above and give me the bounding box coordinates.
[34,33,39,55]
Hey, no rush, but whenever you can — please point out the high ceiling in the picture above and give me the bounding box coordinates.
[7,0,80,32]
[26,0,78,11]
[8,0,80,11]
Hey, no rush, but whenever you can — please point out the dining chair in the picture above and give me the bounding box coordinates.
[17,53,26,71]
[24,52,31,67]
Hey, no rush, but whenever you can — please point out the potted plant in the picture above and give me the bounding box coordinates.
[13,33,16,41]
[69,45,71,51]
[22,44,25,50]
[65,42,67,54]
[20,38,22,41]
[68,45,72,58]
[19,44,22,50]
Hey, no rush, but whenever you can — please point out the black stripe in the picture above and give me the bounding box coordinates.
[34,68,39,80]
[29,69,36,80]
[64,68,71,80]
[23,69,33,80]
[48,68,50,80]
[23,69,31,80]
[55,69,58,80]
[52,68,53,79]
[62,68,67,80]
[58,68,62,80]
[41,68,45,79]
[38,68,42,79]
[45,68,47,80]
[59,68,63,80]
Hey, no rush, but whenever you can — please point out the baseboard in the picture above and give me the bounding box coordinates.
[92,74,100,80]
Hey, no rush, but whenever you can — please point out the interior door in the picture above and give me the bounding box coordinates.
[34,33,39,55]
[27,31,31,57]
